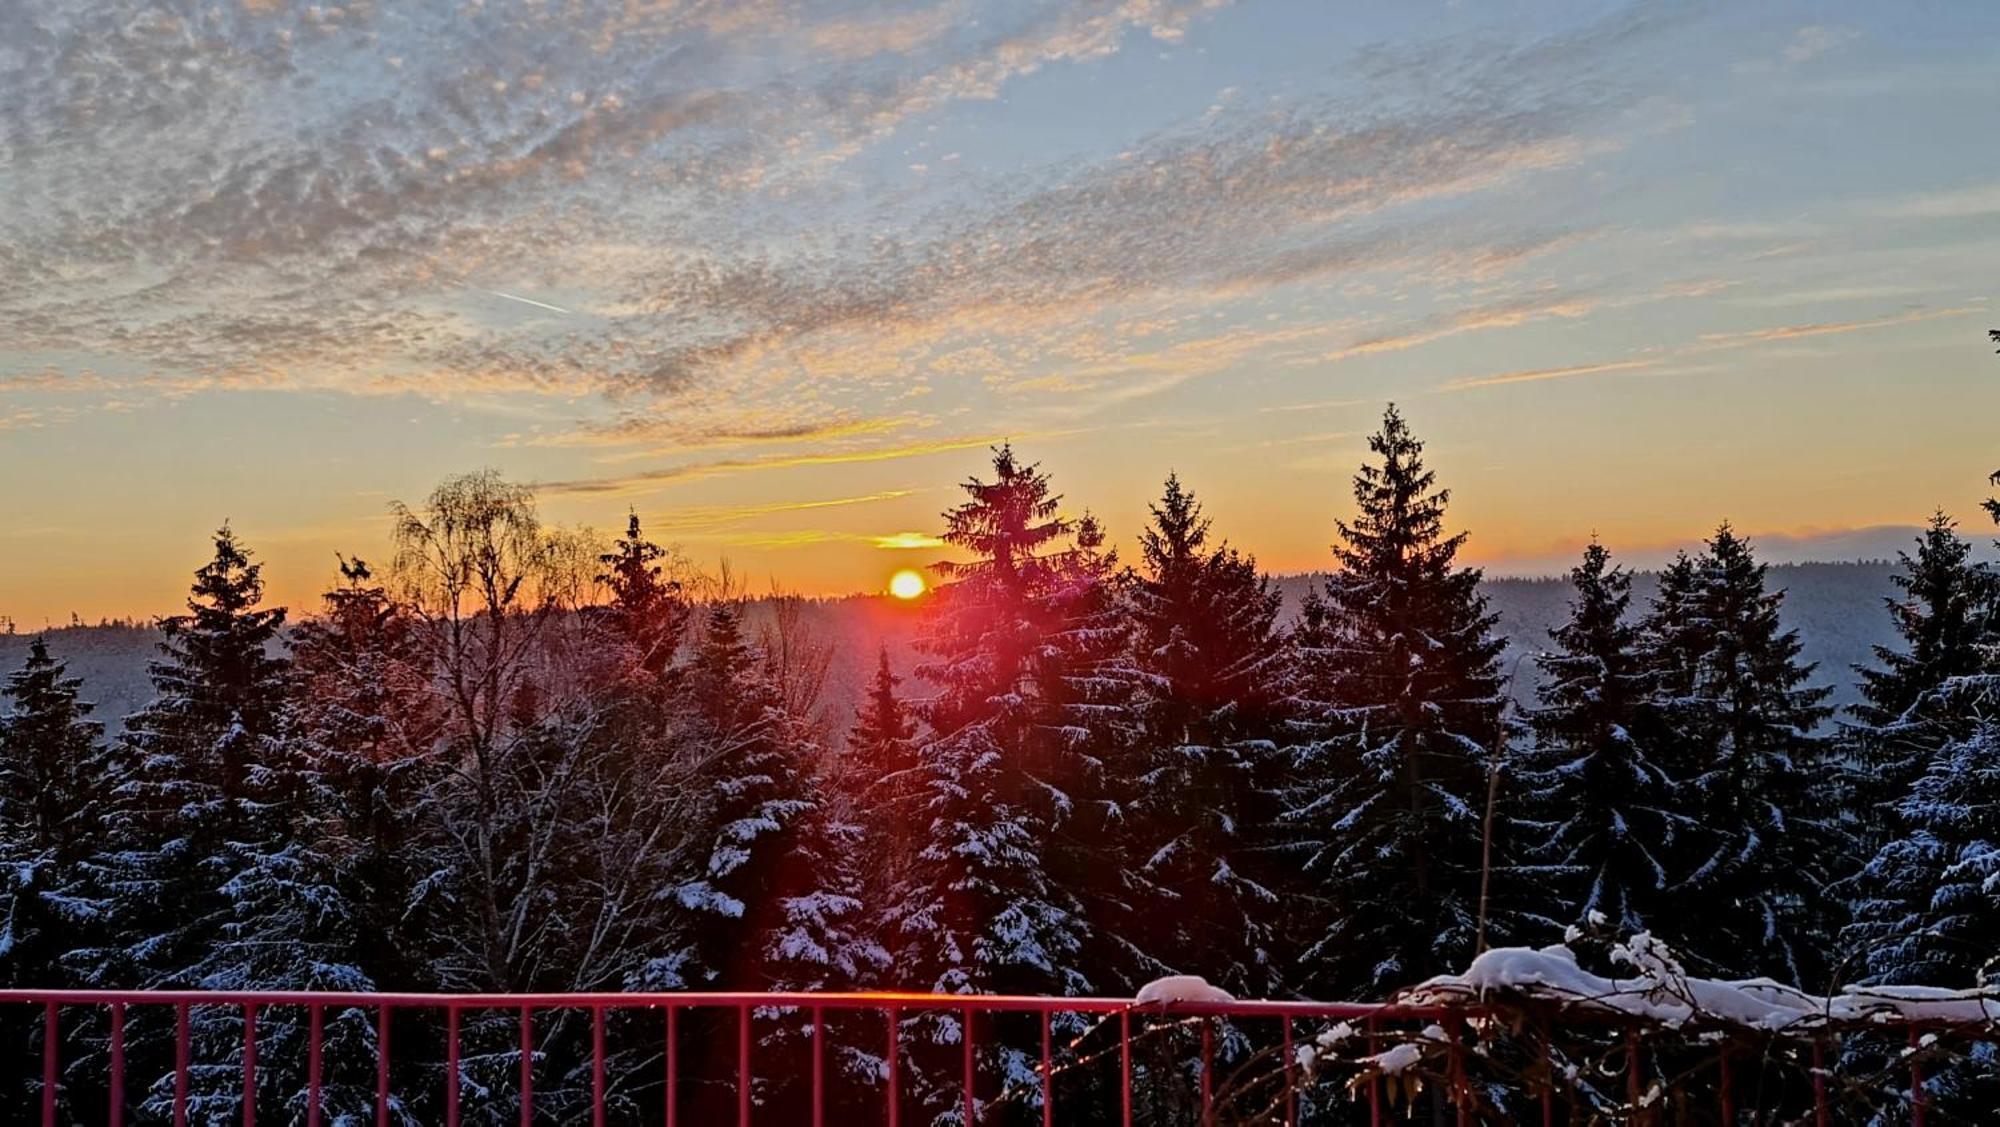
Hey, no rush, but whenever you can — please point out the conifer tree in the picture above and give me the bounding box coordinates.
[1125,474,1286,996]
[1646,525,1845,985]
[1844,679,2000,1114]
[283,557,449,987]
[109,525,292,984]
[672,604,813,988]
[0,638,116,987]
[1845,472,2000,1015]
[1279,405,1508,998]
[1852,514,1992,728]
[100,527,297,1119]
[848,648,925,901]
[892,446,1139,1106]
[1513,542,1691,935]
[596,512,688,680]
[1843,513,1995,848]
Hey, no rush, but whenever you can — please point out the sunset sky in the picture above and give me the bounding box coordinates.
[3,0,1997,625]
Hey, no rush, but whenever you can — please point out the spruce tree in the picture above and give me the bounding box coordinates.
[1844,513,1994,848]
[848,648,924,899]
[1846,465,2000,995]
[110,525,292,986]
[673,604,813,988]
[596,512,688,680]
[0,637,116,987]
[1844,682,2000,1115]
[1513,542,1691,936]
[1852,513,1992,728]
[1648,525,1845,985]
[240,557,449,1123]
[1279,405,1508,998]
[1125,474,1286,996]
[892,446,1139,1106]
[103,526,296,1119]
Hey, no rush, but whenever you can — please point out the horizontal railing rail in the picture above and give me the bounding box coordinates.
[3,988,1992,1126]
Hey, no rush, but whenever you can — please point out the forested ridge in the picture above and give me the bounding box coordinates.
[3,403,1998,1121]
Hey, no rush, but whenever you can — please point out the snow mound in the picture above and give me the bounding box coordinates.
[1405,932,2000,1031]
[1135,974,1235,1006]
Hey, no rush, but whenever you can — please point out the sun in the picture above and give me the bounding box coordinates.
[888,569,927,600]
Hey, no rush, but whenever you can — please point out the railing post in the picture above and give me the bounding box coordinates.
[306,1004,323,1127]
[812,1006,826,1127]
[885,1006,901,1127]
[1365,1016,1382,1127]
[520,1006,533,1127]
[1909,1027,1926,1127]
[109,1001,126,1127]
[1811,1037,1828,1127]
[1449,1013,1468,1127]
[175,1001,191,1127]
[242,1003,258,1127]
[1280,1016,1294,1127]
[1539,1019,1553,1127]
[665,1005,679,1127]
[1718,1042,1734,1125]
[1199,1017,1213,1120]
[375,1004,391,1127]
[594,1004,608,1127]
[965,1005,978,1126]
[737,1003,752,1127]
[445,1005,460,1127]
[1625,1028,1642,1126]
[42,1000,57,1127]
[1120,1009,1133,1127]
[1040,1008,1053,1127]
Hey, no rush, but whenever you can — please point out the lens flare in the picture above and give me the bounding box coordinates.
[889,569,927,600]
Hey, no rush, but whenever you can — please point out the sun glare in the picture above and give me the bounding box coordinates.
[889,569,927,600]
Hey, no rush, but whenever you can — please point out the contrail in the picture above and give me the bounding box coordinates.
[481,288,572,315]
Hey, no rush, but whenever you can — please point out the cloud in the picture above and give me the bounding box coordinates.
[1783,25,1859,64]
[0,0,1693,455]
[1878,181,2000,221]
[874,531,948,549]
[647,490,916,532]
[1327,294,1599,362]
[1442,358,1655,392]
[1696,305,1982,349]
[538,435,1007,496]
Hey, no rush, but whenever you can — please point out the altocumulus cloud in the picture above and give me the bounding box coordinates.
[1,1,1692,443]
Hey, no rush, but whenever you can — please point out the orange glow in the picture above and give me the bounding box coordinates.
[889,569,927,600]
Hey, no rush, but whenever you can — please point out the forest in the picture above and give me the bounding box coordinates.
[2,401,1997,1122]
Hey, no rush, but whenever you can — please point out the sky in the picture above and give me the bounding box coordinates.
[2,0,1998,625]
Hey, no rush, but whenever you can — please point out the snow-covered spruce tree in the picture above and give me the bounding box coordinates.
[1648,525,1846,986]
[1512,542,1694,938]
[1841,474,2000,1114]
[750,597,884,1001]
[891,446,1140,1109]
[0,636,118,988]
[672,603,814,988]
[855,647,922,809]
[1842,513,1994,849]
[1843,678,2000,1115]
[1125,473,1287,997]
[842,649,924,966]
[1847,684,2000,987]
[101,526,297,1120]
[1278,405,1509,999]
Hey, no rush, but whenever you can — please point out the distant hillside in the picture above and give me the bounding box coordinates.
[0,561,1903,734]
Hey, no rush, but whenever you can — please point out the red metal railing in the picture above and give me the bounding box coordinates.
[2,988,1989,1125]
